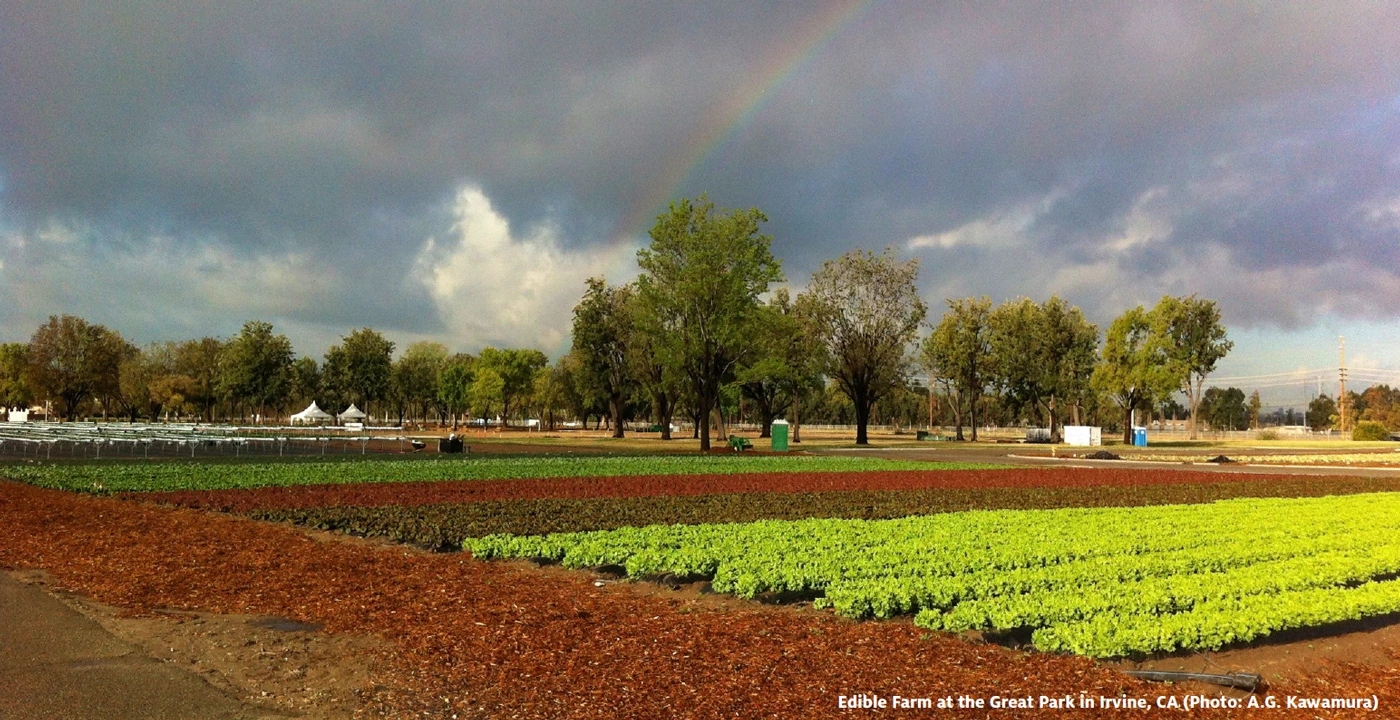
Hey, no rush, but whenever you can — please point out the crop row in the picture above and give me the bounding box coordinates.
[238,476,1400,549]
[126,467,1298,512]
[1028,578,1400,657]
[466,492,1400,657]
[1128,452,1400,465]
[0,455,988,493]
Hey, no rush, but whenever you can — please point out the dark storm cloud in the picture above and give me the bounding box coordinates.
[1,0,1398,351]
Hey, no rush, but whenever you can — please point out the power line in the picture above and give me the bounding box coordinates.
[1210,369,1331,383]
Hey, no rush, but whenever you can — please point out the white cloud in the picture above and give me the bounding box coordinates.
[905,191,1067,251]
[417,186,638,354]
[0,223,338,344]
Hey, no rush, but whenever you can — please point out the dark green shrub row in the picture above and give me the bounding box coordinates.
[243,475,1400,551]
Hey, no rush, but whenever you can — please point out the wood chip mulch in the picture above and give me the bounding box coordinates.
[3,479,1398,719]
[125,468,1323,512]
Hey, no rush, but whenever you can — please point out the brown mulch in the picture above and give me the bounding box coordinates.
[124,468,1324,512]
[3,480,1399,718]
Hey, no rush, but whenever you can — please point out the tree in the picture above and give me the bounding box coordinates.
[470,367,505,421]
[220,320,293,421]
[625,290,682,440]
[532,362,569,431]
[176,337,225,422]
[24,315,126,420]
[476,348,548,425]
[1247,390,1263,429]
[147,343,194,422]
[1200,386,1248,431]
[1091,306,1177,444]
[437,354,475,429]
[393,342,447,424]
[800,249,927,446]
[988,297,1098,442]
[117,345,162,421]
[635,195,783,450]
[0,343,32,410]
[1360,385,1400,430]
[323,328,394,416]
[554,351,591,428]
[1307,394,1337,431]
[734,290,816,438]
[921,297,992,441]
[571,278,636,438]
[289,357,322,410]
[1151,295,1233,440]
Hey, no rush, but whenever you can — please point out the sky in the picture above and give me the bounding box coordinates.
[2,1,1398,409]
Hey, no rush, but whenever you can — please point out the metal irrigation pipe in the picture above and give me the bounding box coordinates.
[1122,670,1262,692]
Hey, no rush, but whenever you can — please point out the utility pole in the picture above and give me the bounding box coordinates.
[1339,336,1348,434]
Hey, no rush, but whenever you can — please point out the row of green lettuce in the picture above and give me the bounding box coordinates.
[467,492,1400,658]
[0,455,994,493]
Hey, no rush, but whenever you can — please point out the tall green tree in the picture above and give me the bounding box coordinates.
[1307,394,1337,431]
[988,297,1098,442]
[625,290,682,440]
[571,278,636,438]
[323,328,395,417]
[176,337,225,422]
[289,357,322,410]
[23,315,127,420]
[221,320,293,421]
[736,289,822,438]
[1151,295,1233,440]
[393,342,448,424]
[1200,386,1248,431]
[119,341,180,420]
[476,348,548,425]
[470,366,505,421]
[531,362,570,431]
[801,249,927,446]
[920,297,992,441]
[1091,306,1177,444]
[0,343,32,410]
[437,354,475,429]
[635,195,782,450]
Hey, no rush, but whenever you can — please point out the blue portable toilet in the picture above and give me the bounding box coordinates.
[1132,427,1148,447]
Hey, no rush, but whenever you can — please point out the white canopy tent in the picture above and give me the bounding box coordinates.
[290,402,333,424]
[337,404,367,423]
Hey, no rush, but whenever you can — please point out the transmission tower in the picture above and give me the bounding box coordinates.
[1339,336,1348,433]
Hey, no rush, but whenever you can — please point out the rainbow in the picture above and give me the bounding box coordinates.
[612,0,877,248]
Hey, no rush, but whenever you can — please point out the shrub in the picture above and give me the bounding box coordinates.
[1256,430,1279,441]
[1352,421,1391,441]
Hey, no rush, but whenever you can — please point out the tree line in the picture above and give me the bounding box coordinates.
[0,316,556,427]
[569,196,1234,448]
[0,196,1242,445]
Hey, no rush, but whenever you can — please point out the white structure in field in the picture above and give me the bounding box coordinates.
[1063,425,1102,446]
[7,408,28,423]
[290,402,333,424]
[337,404,367,424]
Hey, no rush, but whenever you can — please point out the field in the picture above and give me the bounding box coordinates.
[6,438,1400,717]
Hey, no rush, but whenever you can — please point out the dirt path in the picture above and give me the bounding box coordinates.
[0,570,289,720]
